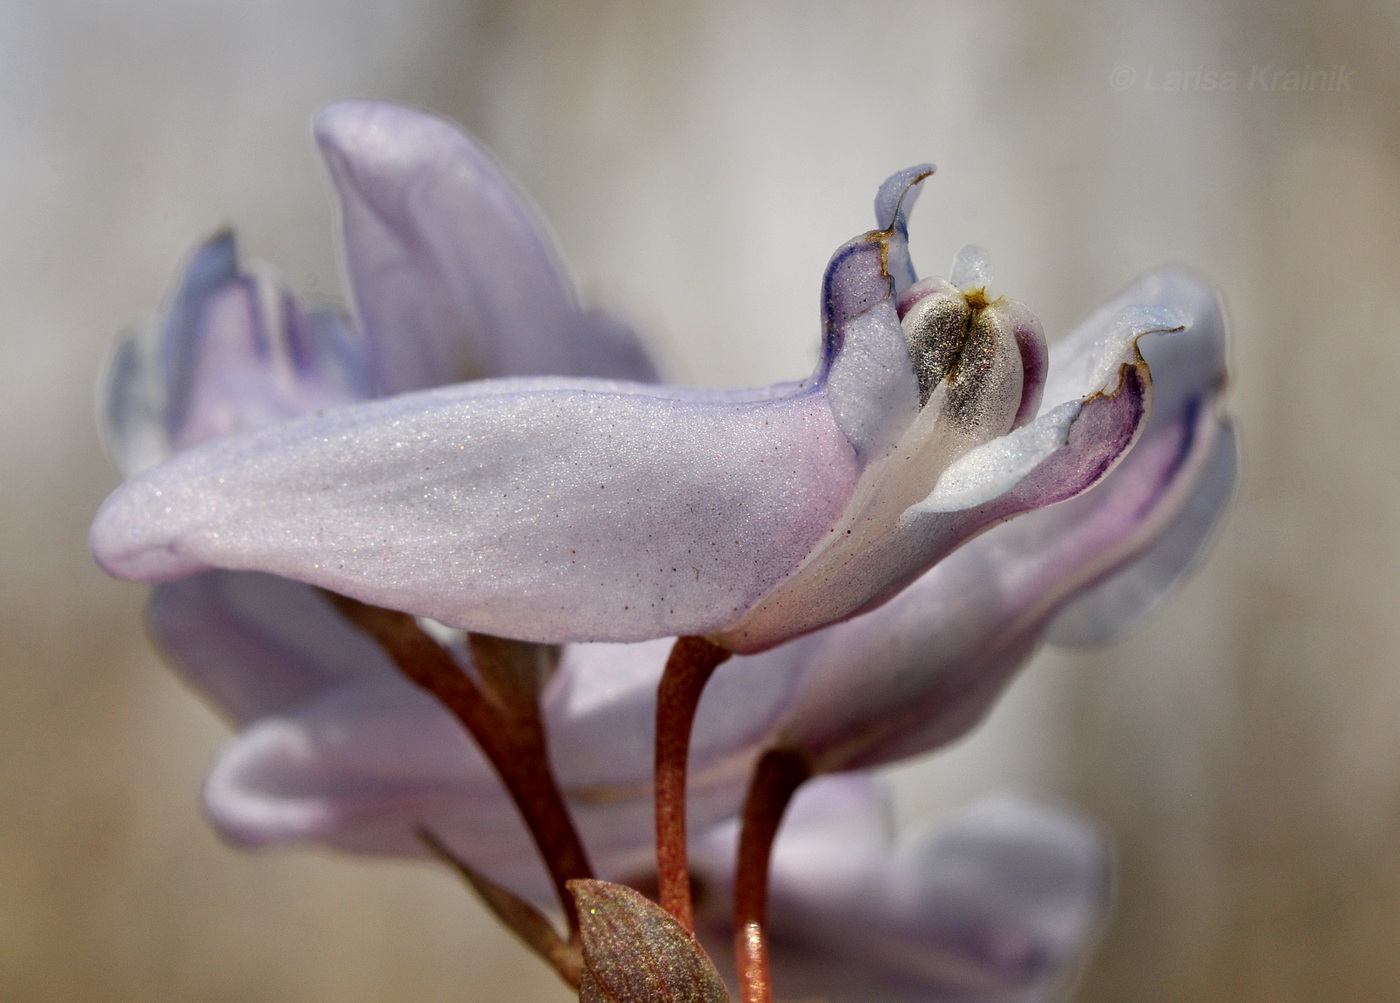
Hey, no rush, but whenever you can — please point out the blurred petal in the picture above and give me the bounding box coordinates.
[99,230,369,476]
[201,672,561,896]
[101,317,170,478]
[147,570,393,725]
[316,101,657,391]
[691,779,1109,1003]
[100,232,239,475]
[167,275,365,452]
[1046,419,1236,646]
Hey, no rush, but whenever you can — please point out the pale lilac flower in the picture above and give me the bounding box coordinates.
[207,262,1230,886]
[91,107,1179,655]
[689,776,1110,1003]
[91,100,1232,998]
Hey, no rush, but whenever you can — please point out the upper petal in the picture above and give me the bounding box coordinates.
[316,102,657,392]
[91,377,862,642]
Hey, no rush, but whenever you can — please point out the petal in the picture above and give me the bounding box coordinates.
[100,230,371,476]
[158,230,243,439]
[316,102,657,392]
[100,232,241,475]
[147,570,394,725]
[872,163,935,295]
[820,171,930,456]
[1042,266,1226,423]
[101,318,170,478]
[200,654,730,899]
[201,674,563,897]
[91,377,862,643]
[692,782,1109,1003]
[1046,418,1236,646]
[167,274,366,452]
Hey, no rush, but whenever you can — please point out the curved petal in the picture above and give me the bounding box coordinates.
[147,570,394,725]
[200,673,561,897]
[691,780,1109,1003]
[102,318,171,478]
[872,163,934,296]
[1046,418,1236,646]
[91,376,862,643]
[167,276,365,452]
[199,656,750,901]
[819,172,928,456]
[316,102,657,392]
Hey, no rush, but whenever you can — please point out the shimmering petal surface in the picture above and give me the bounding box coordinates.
[691,778,1109,1003]
[91,377,862,642]
[317,101,657,391]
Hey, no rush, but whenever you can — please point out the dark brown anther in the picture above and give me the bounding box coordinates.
[901,288,972,407]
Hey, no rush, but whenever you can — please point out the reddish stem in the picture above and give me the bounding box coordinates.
[329,596,593,937]
[733,748,812,1003]
[653,635,731,931]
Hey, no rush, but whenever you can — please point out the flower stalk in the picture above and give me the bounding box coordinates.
[654,636,731,930]
[733,748,812,1003]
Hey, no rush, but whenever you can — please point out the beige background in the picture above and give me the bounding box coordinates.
[4,1,1399,1000]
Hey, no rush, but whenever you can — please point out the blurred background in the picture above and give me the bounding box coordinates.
[4,0,1399,999]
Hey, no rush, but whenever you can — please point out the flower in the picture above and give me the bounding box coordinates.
[91,107,1183,655]
[94,96,1231,877]
[91,99,1233,1000]
[202,264,1231,880]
